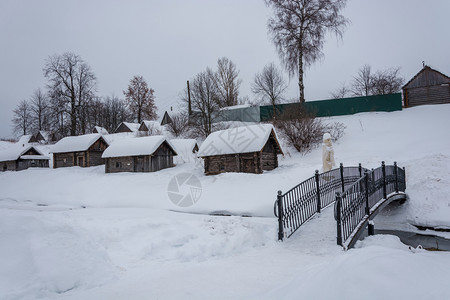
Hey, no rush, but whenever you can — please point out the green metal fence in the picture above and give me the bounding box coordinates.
[260,93,402,121]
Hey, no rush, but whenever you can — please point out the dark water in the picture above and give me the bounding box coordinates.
[361,229,450,251]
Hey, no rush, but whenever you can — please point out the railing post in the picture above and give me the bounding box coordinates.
[340,163,345,192]
[359,163,362,178]
[394,161,399,193]
[381,161,387,199]
[365,171,370,215]
[335,192,343,246]
[315,170,321,213]
[368,221,375,236]
[277,190,284,241]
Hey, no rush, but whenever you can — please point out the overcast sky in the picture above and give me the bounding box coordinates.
[1,0,449,139]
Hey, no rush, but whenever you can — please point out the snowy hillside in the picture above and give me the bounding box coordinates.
[1,104,450,299]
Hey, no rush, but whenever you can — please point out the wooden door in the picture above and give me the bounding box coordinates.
[77,156,84,167]
[135,156,145,172]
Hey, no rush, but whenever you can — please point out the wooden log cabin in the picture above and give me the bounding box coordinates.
[102,136,177,173]
[0,145,49,171]
[197,124,283,175]
[403,65,450,108]
[52,134,109,168]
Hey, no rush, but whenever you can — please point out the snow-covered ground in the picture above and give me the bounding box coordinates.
[1,104,450,299]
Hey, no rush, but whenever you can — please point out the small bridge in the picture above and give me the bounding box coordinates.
[274,162,406,250]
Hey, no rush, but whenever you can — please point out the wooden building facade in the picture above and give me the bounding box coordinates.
[102,136,177,173]
[403,65,450,108]
[52,134,109,168]
[1,146,49,171]
[198,124,283,175]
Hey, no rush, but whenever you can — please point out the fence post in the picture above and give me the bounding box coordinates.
[382,161,387,199]
[335,192,343,246]
[359,163,362,178]
[365,171,370,215]
[340,163,345,192]
[277,190,284,241]
[394,161,399,193]
[368,221,375,236]
[315,170,321,213]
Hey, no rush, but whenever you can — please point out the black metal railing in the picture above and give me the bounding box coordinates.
[275,163,368,240]
[334,162,406,248]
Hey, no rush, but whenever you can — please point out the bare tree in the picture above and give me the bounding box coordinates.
[251,63,288,107]
[351,64,373,96]
[330,82,350,99]
[266,0,348,103]
[43,52,97,136]
[12,100,31,136]
[371,67,404,95]
[215,57,242,107]
[184,68,221,138]
[29,88,49,132]
[350,65,404,96]
[166,113,189,137]
[273,105,325,153]
[103,95,130,132]
[123,75,157,123]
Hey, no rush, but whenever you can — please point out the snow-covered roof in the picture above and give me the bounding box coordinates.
[102,135,177,158]
[170,139,198,153]
[170,139,198,164]
[17,135,32,144]
[197,124,283,157]
[220,104,253,111]
[115,122,141,133]
[0,144,45,162]
[93,126,109,135]
[141,120,161,129]
[51,134,107,153]
[102,132,137,146]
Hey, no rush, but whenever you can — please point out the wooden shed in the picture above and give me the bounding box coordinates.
[0,145,49,171]
[138,120,163,135]
[92,126,109,135]
[403,65,450,108]
[29,131,57,144]
[160,111,173,125]
[197,124,283,175]
[170,139,199,164]
[102,136,177,173]
[52,134,109,168]
[114,122,141,133]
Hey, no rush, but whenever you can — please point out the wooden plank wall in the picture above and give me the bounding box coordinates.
[406,85,450,107]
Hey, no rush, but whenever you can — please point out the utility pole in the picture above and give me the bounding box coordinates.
[187,80,192,115]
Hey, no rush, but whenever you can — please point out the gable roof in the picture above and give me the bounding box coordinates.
[197,124,283,157]
[140,120,162,131]
[51,134,107,153]
[169,139,198,153]
[93,126,109,135]
[0,144,46,162]
[17,135,33,144]
[403,65,450,89]
[160,111,173,125]
[102,135,177,158]
[114,122,141,133]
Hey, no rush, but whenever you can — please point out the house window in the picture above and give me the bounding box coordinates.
[2,164,6,171]
[115,162,122,168]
